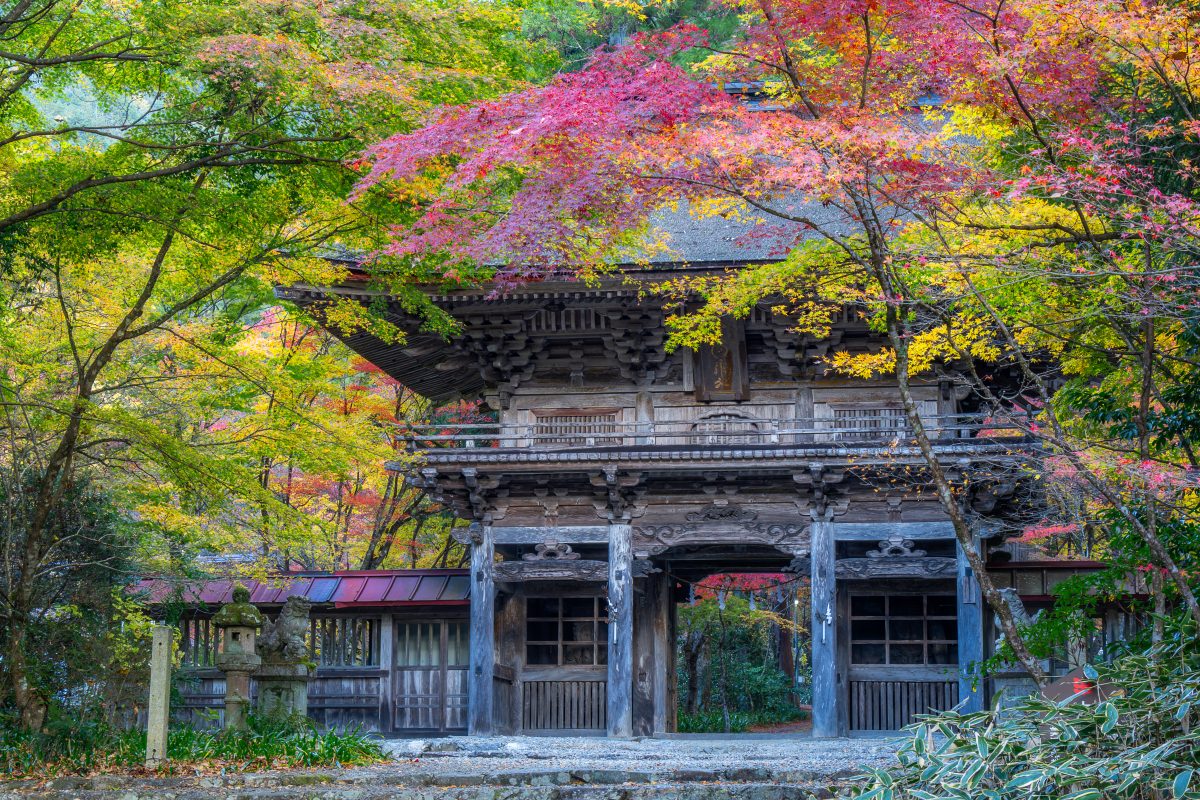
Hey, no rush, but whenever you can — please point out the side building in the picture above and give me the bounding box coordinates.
[138,570,472,734]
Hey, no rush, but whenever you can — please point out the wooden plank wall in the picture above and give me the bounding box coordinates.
[308,672,384,730]
[849,680,958,730]
[177,670,387,731]
[521,680,607,731]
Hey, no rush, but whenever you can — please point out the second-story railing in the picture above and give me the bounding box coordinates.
[398,412,1033,452]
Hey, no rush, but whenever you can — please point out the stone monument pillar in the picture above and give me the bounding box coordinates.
[212,585,264,730]
[255,595,314,722]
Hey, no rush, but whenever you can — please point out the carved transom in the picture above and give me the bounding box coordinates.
[685,503,758,523]
[867,536,927,558]
[522,541,581,561]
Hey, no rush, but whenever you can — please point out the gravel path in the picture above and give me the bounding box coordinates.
[382,734,901,779]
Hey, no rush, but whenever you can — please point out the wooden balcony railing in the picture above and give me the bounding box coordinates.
[398,413,1031,452]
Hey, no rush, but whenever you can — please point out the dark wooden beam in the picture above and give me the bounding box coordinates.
[492,526,609,545]
[832,522,955,541]
[835,557,957,579]
[493,559,608,582]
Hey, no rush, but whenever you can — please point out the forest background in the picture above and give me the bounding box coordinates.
[1,0,1199,793]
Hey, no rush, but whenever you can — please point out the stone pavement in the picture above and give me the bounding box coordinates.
[386,733,899,778]
[2,734,900,800]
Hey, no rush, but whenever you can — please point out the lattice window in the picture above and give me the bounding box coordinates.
[533,411,618,446]
[526,597,608,667]
[309,616,379,667]
[691,413,763,445]
[833,407,910,441]
[394,621,469,667]
[849,594,958,666]
[179,617,221,668]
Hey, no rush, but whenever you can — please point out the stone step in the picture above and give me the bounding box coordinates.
[3,766,854,800]
[5,784,837,800]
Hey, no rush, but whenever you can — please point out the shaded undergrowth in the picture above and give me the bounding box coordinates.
[0,715,385,778]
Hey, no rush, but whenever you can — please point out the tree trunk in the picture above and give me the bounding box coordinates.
[5,616,45,730]
[884,299,1050,685]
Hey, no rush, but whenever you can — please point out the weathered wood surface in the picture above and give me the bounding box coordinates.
[468,526,495,735]
[651,571,672,735]
[809,519,841,737]
[957,539,985,713]
[494,592,523,733]
[835,556,957,579]
[492,526,609,544]
[607,522,634,738]
[632,573,654,737]
[309,674,384,730]
[522,679,606,731]
[832,522,955,540]
[377,613,394,731]
[849,679,958,731]
[493,559,608,582]
[393,667,468,731]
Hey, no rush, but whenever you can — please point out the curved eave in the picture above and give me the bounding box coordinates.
[274,257,780,402]
[277,285,485,402]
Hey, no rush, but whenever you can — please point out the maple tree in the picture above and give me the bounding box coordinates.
[358,0,1200,683]
[0,0,550,729]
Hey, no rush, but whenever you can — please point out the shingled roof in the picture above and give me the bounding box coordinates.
[133,569,470,609]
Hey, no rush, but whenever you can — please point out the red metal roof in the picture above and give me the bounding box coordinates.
[133,569,469,608]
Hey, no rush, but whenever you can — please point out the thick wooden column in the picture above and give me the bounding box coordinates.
[810,517,840,737]
[607,522,634,738]
[957,538,985,713]
[468,525,495,735]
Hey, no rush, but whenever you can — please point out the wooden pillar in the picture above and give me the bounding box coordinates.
[957,538,985,713]
[633,574,654,737]
[651,571,673,735]
[146,624,173,768]
[377,613,394,733]
[607,522,634,738]
[810,518,841,737]
[468,525,495,735]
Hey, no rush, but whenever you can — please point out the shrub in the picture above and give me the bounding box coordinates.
[0,714,385,777]
[850,621,1200,800]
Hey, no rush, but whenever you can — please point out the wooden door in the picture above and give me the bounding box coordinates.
[846,592,960,730]
[394,620,469,733]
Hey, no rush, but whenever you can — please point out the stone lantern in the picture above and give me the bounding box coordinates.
[212,584,264,731]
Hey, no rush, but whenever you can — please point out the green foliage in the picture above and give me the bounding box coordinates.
[522,0,737,70]
[850,619,1200,800]
[676,593,805,731]
[0,715,384,777]
[677,706,807,733]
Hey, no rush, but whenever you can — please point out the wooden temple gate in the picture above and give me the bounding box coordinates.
[274,214,1061,736]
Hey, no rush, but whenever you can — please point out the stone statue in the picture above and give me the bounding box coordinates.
[258,595,312,666]
[255,595,313,721]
